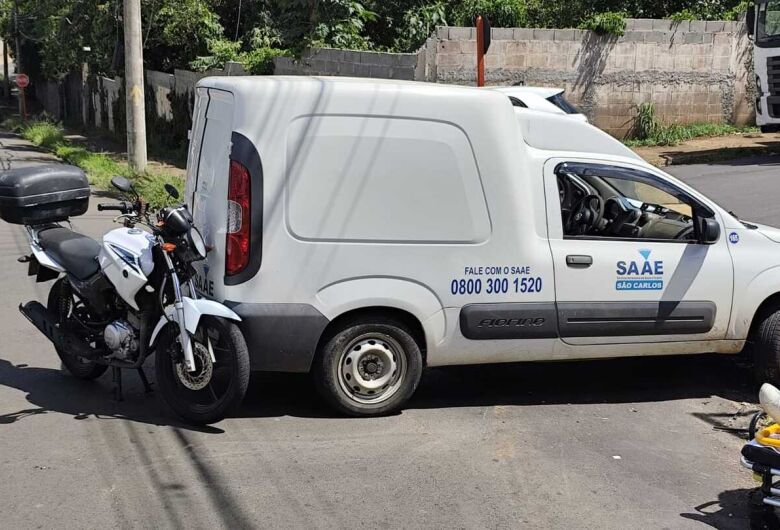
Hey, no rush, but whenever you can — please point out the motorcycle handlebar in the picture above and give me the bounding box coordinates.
[97,202,130,213]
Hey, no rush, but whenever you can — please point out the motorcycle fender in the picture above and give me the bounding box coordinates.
[149,297,241,347]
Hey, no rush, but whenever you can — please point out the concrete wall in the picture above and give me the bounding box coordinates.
[426,20,753,136]
[33,62,247,133]
[274,19,754,137]
[274,48,422,80]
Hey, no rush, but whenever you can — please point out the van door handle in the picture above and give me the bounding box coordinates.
[566,255,593,267]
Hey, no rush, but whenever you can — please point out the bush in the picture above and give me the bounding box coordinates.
[20,120,65,149]
[190,38,290,75]
[454,0,527,27]
[578,11,627,36]
[394,2,449,51]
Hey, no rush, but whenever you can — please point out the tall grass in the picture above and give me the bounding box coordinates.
[20,120,65,149]
[626,102,757,147]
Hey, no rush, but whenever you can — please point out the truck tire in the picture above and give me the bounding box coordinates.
[753,309,780,385]
[761,125,780,134]
[313,319,423,417]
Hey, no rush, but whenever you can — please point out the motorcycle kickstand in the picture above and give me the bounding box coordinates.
[111,366,123,402]
[137,367,153,394]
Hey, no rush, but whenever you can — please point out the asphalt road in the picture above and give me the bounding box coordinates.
[0,139,777,529]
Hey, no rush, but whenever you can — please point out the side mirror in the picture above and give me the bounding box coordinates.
[747,5,756,38]
[111,176,133,193]
[699,217,721,244]
[164,183,180,200]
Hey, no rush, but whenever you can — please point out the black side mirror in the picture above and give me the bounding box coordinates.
[699,217,721,244]
[164,183,180,200]
[747,5,756,38]
[111,176,133,193]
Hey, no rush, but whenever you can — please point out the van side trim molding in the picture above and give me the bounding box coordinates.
[460,303,559,340]
[557,301,716,337]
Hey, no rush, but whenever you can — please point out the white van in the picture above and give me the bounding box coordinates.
[185,76,780,416]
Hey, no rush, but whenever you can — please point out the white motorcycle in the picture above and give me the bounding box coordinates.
[0,164,250,424]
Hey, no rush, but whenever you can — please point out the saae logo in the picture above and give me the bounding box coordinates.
[615,249,664,291]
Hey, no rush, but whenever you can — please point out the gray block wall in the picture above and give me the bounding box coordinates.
[273,19,755,137]
[428,20,753,136]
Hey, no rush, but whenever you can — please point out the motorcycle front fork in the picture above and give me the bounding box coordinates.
[161,250,197,372]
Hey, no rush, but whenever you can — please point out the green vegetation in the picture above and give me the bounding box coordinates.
[19,120,65,149]
[1,1,751,80]
[578,11,627,36]
[17,119,182,207]
[626,102,758,146]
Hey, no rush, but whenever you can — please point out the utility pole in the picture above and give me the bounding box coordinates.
[13,0,21,113]
[123,0,147,171]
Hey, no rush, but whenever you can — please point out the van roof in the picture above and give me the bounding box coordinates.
[197,76,641,163]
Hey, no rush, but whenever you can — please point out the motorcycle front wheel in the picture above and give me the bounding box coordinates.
[155,316,250,425]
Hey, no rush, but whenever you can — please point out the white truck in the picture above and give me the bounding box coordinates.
[748,0,780,131]
[186,76,780,416]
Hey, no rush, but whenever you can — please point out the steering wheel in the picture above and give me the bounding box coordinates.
[566,194,604,235]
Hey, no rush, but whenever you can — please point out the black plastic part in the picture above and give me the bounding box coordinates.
[225,302,329,372]
[460,303,559,340]
[557,301,716,337]
[18,300,97,359]
[0,164,89,224]
[225,132,263,286]
[481,16,491,52]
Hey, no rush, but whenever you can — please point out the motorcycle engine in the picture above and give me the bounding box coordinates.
[104,320,139,360]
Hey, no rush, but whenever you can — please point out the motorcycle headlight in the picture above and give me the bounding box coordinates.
[189,227,207,260]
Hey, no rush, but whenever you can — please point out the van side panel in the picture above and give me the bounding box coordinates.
[200,77,557,371]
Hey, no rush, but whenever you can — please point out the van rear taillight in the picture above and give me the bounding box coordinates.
[226,160,250,276]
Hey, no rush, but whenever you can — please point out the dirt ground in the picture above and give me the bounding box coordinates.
[633,131,780,166]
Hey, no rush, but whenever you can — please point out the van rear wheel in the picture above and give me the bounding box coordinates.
[314,320,423,417]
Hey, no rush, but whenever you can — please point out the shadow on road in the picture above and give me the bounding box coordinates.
[239,353,758,421]
[681,488,780,529]
[0,358,222,433]
[0,352,758,426]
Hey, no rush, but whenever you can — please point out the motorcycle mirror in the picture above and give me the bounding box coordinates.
[164,183,180,200]
[111,176,134,193]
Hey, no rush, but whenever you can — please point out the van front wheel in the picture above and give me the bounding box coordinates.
[754,308,780,385]
[314,321,423,417]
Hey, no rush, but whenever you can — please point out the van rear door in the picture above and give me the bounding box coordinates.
[187,88,235,300]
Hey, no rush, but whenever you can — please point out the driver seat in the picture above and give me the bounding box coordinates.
[37,227,101,280]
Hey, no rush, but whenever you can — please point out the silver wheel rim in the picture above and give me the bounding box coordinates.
[337,333,406,405]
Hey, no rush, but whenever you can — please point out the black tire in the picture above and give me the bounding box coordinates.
[313,318,423,417]
[46,278,108,380]
[761,125,780,134]
[753,308,780,385]
[155,316,250,425]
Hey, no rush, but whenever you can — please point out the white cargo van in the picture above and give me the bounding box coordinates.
[185,76,780,416]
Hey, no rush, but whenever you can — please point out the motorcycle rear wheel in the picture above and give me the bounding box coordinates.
[47,278,108,380]
[155,316,250,425]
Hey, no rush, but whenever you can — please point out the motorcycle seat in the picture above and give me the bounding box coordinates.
[37,227,101,280]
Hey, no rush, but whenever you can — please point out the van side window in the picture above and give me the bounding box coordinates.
[285,116,491,244]
[555,162,707,241]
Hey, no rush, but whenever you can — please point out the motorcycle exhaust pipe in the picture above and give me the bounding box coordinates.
[19,301,98,359]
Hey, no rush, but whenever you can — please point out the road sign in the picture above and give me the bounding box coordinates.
[15,73,29,89]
